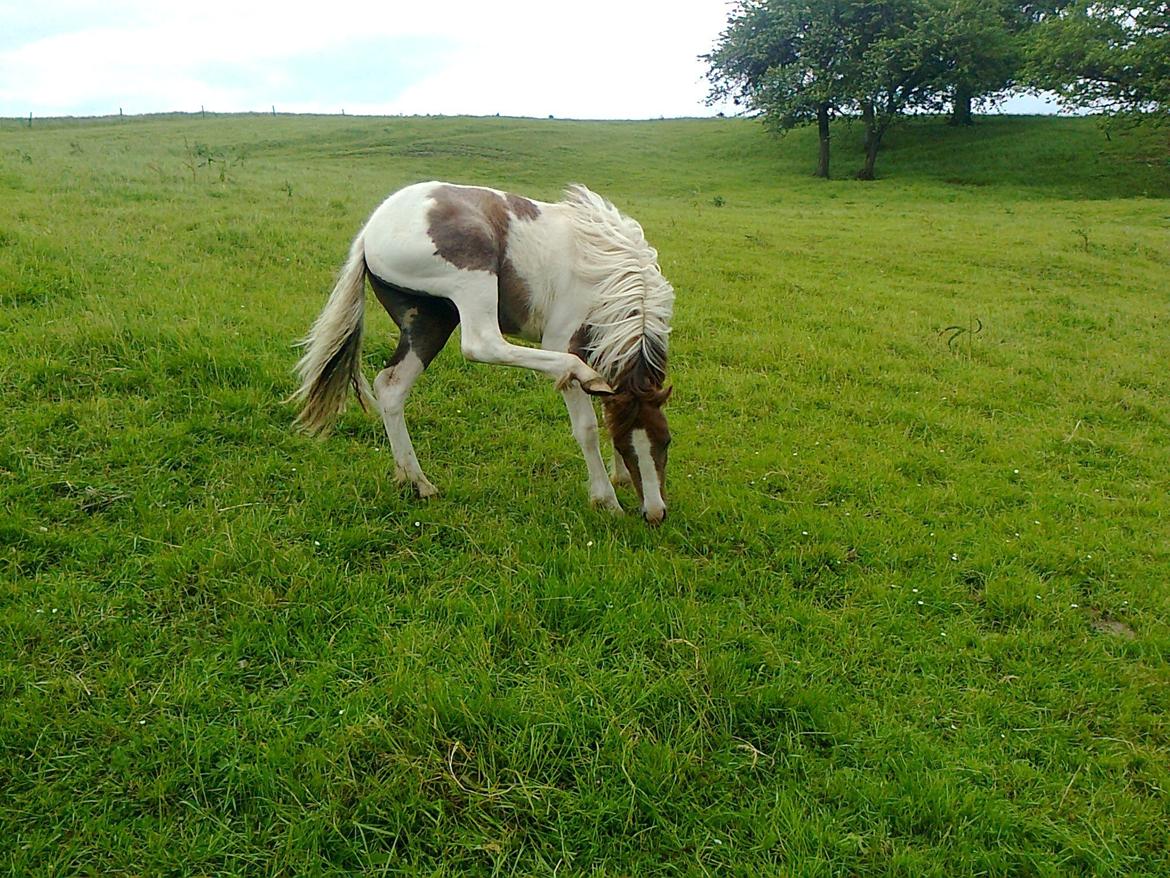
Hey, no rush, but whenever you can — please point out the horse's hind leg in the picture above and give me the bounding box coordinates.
[371,280,458,498]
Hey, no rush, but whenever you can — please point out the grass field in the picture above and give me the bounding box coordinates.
[2,111,1168,876]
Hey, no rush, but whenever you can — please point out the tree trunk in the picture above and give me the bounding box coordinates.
[856,133,880,180]
[815,104,831,178]
[857,103,880,180]
[949,83,974,126]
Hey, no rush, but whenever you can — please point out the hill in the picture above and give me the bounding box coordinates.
[1,113,1168,876]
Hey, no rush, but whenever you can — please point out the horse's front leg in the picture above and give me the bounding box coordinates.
[560,386,622,512]
[448,282,613,394]
[611,446,633,487]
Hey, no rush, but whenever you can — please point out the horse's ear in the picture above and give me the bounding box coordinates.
[654,385,674,406]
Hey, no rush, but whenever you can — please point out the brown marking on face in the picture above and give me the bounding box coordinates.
[603,387,672,503]
[427,185,538,335]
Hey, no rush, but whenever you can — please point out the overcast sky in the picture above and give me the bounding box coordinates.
[1,1,1056,119]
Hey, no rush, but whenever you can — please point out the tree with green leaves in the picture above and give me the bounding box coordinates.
[703,0,855,178]
[1026,2,1170,118]
[704,0,1023,179]
[935,1,1072,126]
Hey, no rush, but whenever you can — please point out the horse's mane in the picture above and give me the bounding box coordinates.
[561,184,674,391]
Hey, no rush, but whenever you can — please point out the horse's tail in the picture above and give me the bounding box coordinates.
[288,232,377,435]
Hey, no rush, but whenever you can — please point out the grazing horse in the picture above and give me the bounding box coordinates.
[289,181,674,523]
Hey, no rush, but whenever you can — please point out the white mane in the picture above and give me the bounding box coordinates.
[561,184,674,385]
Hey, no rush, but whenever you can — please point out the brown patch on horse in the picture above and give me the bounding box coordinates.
[506,193,541,221]
[569,324,593,361]
[367,272,460,369]
[427,185,510,274]
[497,257,532,334]
[427,185,537,335]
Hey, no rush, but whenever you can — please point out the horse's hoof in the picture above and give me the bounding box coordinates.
[581,377,614,396]
[415,480,439,499]
[590,494,623,513]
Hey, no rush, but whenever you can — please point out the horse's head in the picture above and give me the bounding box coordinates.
[604,384,672,525]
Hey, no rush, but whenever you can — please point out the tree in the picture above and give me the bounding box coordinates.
[849,0,958,178]
[937,1,1020,126]
[704,0,855,178]
[936,1,1073,126]
[704,0,1040,179]
[1026,3,1170,118]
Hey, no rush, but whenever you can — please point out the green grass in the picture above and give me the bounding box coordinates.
[2,111,1168,876]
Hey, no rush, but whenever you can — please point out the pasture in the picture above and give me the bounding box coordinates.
[2,112,1168,875]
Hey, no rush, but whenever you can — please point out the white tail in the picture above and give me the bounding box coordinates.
[288,233,376,435]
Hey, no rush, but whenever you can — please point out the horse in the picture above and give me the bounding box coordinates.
[288,181,675,524]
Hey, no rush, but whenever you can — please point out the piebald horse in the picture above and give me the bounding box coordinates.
[290,181,674,523]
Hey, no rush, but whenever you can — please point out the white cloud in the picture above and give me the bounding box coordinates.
[0,0,734,118]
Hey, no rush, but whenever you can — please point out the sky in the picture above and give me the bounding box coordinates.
[0,1,1058,120]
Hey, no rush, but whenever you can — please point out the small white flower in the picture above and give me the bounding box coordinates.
[587,540,594,547]
[801,531,809,536]
[313,540,320,546]
[912,588,919,593]
[1013,469,1019,474]
[414,521,421,527]
[951,553,958,561]
[917,600,924,606]
[139,719,146,725]
[1070,603,1079,609]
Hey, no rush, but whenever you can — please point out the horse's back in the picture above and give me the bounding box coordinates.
[361,181,560,334]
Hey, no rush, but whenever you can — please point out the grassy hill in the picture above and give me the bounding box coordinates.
[1,112,1168,876]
